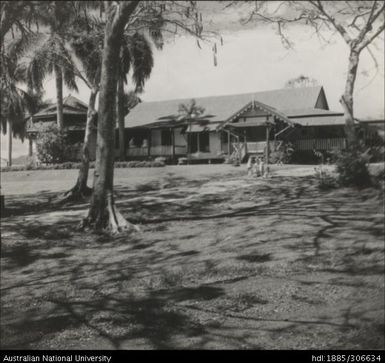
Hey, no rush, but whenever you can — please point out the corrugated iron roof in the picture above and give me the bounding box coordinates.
[187,123,221,132]
[285,108,344,117]
[292,115,346,126]
[125,86,324,128]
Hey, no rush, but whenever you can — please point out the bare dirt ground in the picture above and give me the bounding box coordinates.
[1,164,384,350]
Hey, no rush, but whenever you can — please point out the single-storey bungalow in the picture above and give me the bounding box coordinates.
[26,86,383,163]
[122,85,347,162]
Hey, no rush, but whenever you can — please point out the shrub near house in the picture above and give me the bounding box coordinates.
[35,125,79,164]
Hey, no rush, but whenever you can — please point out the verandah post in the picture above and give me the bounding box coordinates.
[7,120,12,167]
[171,127,175,161]
[265,124,270,174]
[28,137,33,157]
[148,129,151,157]
[187,120,191,164]
[197,132,200,153]
[227,130,231,155]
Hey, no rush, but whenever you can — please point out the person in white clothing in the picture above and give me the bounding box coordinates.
[247,156,255,176]
[257,157,264,177]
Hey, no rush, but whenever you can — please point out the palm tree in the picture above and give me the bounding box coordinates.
[26,1,78,130]
[0,1,45,166]
[21,2,103,202]
[0,37,43,166]
[55,13,103,201]
[158,99,214,162]
[159,99,213,127]
[116,31,159,160]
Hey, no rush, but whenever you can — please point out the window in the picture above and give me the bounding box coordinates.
[190,133,198,153]
[199,132,210,152]
[134,136,144,147]
[189,132,210,153]
[161,129,172,146]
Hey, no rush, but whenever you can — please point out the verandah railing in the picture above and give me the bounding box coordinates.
[294,138,347,151]
[126,145,187,157]
[237,138,347,155]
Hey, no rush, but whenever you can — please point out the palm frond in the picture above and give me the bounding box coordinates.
[62,63,79,92]
[26,44,50,91]
[69,23,103,87]
[57,43,79,92]
[148,15,164,50]
[14,62,28,83]
[120,45,131,84]
[124,90,141,111]
[176,99,210,123]
[126,32,154,92]
[0,84,30,139]
[6,32,43,61]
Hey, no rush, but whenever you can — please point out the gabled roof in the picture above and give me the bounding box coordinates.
[32,95,87,118]
[125,86,326,128]
[223,100,293,127]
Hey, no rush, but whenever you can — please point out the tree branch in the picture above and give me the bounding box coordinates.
[308,0,353,45]
[356,1,384,46]
[358,22,385,51]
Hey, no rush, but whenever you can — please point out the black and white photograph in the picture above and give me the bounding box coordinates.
[0,0,384,352]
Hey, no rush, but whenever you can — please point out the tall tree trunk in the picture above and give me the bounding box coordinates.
[117,77,126,161]
[28,137,33,157]
[84,1,140,233]
[340,48,360,148]
[7,120,12,167]
[55,65,64,130]
[78,90,98,191]
[60,89,98,202]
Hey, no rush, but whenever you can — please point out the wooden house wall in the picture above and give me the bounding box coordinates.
[209,132,221,154]
[243,126,268,142]
[174,128,186,147]
[296,125,345,138]
[151,129,162,146]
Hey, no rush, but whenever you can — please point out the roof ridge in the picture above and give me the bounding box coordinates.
[63,94,88,108]
[140,86,323,104]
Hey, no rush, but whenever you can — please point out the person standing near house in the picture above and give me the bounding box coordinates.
[257,157,264,177]
[247,156,255,176]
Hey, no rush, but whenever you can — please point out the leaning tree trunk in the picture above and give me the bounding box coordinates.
[60,89,98,202]
[54,65,64,130]
[83,1,139,234]
[340,48,360,148]
[7,120,12,167]
[117,77,126,161]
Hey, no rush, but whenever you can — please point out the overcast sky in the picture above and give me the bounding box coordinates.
[2,1,384,159]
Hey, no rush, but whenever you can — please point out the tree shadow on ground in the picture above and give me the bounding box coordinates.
[1,173,384,349]
[1,191,90,218]
[0,311,83,349]
[1,282,226,349]
[237,253,272,263]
